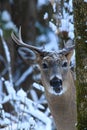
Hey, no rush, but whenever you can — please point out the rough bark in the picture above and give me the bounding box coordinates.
[73,1,87,130]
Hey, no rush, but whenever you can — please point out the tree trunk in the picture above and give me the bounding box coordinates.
[73,1,87,130]
[11,0,37,43]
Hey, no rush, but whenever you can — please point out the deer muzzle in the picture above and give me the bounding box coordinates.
[50,76,63,93]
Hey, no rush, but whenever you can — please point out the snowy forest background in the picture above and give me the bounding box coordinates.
[0,0,87,130]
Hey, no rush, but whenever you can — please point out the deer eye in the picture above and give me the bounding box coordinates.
[42,62,48,69]
[62,61,68,67]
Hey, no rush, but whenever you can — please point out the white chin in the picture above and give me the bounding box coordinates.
[53,90,63,96]
[48,87,67,96]
[48,87,64,96]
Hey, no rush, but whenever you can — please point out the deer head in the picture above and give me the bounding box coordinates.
[11,28,75,96]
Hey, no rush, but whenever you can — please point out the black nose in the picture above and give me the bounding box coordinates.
[50,76,62,87]
[50,76,62,93]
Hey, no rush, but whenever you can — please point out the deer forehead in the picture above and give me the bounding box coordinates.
[42,52,67,64]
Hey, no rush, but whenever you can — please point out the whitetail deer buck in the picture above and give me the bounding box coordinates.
[11,28,77,130]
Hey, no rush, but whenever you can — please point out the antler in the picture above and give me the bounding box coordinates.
[11,27,75,56]
[11,27,43,54]
[59,45,75,55]
[63,45,75,54]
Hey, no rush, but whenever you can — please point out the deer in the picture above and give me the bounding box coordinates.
[11,28,77,130]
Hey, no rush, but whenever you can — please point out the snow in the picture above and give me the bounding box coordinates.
[85,40,87,43]
[53,2,56,12]
[71,50,76,67]
[33,82,45,92]
[30,89,39,102]
[44,31,59,51]
[0,79,52,129]
[0,28,3,37]
[1,37,11,63]
[44,12,48,19]
[17,88,27,97]
[60,19,69,32]
[0,118,10,127]
[0,104,3,109]
[1,10,17,31]
[59,18,74,39]
[49,21,57,32]
[37,0,48,8]
[4,21,16,30]
[16,89,52,130]
[15,66,33,86]
[68,31,74,39]
[37,34,46,43]
[36,30,59,51]
[1,35,13,86]
[1,10,11,22]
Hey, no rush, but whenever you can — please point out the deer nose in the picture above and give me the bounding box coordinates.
[50,76,62,93]
[50,76,62,87]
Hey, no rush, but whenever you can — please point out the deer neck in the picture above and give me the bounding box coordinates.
[45,71,77,130]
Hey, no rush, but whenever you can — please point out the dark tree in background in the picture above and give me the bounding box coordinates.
[73,1,87,130]
[11,0,37,42]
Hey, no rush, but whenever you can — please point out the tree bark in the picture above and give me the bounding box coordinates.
[73,1,87,130]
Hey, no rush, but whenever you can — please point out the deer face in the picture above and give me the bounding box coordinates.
[11,28,74,96]
[38,52,70,95]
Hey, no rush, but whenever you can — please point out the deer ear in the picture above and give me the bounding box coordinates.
[18,47,36,64]
[64,40,75,64]
[65,50,74,65]
[18,46,46,64]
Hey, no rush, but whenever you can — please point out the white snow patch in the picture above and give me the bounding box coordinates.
[1,10,11,22]
[1,10,17,31]
[85,40,87,43]
[71,50,75,67]
[69,0,73,12]
[44,12,48,19]
[49,21,57,32]
[37,0,48,8]
[4,81,16,96]
[15,66,33,86]
[0,28,3,37]
[4,21,16,30]
[44,31,59,51]
[17,88,27,98]
[0,118,10,127]
[33,82,45,92]
[69,23,74,31]
[53,2,56,12]
[60,19,69,32]
[36,30,59,51]
[68,31,74,39]
[37,34,46,43]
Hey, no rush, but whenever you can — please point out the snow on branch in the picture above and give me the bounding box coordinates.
[0,34,13,87]
[0,78,52,130]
